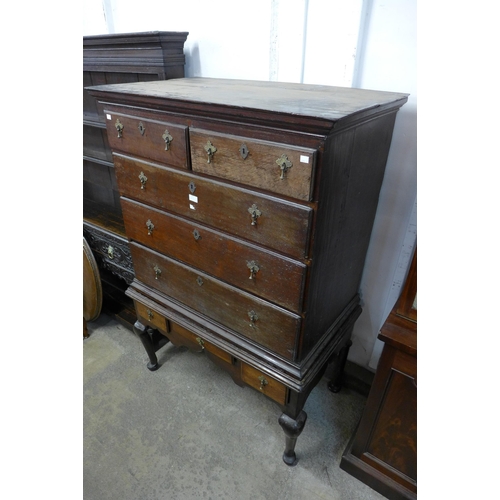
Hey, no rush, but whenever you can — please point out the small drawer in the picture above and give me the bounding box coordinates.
[135,301,168,334]
[190,128,316,201]
[241,363,287,405]
[121,197,307,313]
[104,110,189,169]
[130,242,301,361]
[114,154,313,260]
[168,321,233,365]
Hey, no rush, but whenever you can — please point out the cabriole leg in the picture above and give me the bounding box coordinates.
[278,410,308,466]
[133,320,159,371]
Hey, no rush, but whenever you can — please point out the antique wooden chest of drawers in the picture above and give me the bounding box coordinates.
[88,78,408,465]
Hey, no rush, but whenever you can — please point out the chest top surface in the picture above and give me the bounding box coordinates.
[88,78,408,131]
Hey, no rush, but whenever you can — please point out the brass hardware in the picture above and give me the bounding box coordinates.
[248,310,259,328]
[162,129,173,150]
[188,181,196,194]
[196,337,205,350]
[196,276,204,286]
[139,171,148,189]
[239,143,249,160]
[204,140,217,163]
[258,375,268,391]
[147,309,154,321]
[248,204,262,226]
[193,229,201,241]
[153,264,162,280]
[276,154,293,180]
[247,261,260,280]
[146,219,155,235]
[115,119,123,138]
[107,245,114,260]
[138,121,146,135]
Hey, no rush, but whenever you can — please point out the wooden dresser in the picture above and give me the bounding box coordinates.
[88,78,408,465]
[340,249,417,498]
[83,31,188,326]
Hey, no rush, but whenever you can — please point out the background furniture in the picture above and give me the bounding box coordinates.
[88,78,407,465]
[340,248,417,499]
[83,237,102,338]
[83,31,188,327]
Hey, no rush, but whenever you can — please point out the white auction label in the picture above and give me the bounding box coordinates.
[300,155,309,163]
[189,194,198,203]
[106,114,111,120]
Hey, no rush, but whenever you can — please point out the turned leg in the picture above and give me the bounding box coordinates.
[328,339,352,393]
[278,411,308,466]
[133,320,160,371]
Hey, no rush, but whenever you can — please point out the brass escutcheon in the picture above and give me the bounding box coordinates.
[193,229,201,241]
[239,143,249,160]
[162,129,173,150]
[146,219,155,235]
[204,140,217,163]
[196,276,204,287]
[138,121,146,135]
[258,375,268,390]
[248,204,262,226]
[139,171,148,189]
[248,310,259,328]
[276,154,293,180]
[153,264,161,279]
[247,260,260,280]
[147,309,154,321]
[188,181,196,194]
[196,337,205,350]
[115,118,123,138]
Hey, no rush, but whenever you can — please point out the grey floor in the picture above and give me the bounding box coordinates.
[83,313,385,500]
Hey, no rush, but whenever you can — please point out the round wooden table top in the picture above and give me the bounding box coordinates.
[83,236,102,322]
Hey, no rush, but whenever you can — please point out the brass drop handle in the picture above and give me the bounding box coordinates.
[247,261,260,280]
[204,140,217,163]
[248,204,262,226]
[115,119,124,138]
[139,171,148,189]
[146,219,155,235]
[153,264,162,280]
[147,309,154,321]
[196,337,205,351]
[276,154,292,180]
[162,129,173,150]
[258,375,268,391]
[107,245,114,260]
[248,310,259,328]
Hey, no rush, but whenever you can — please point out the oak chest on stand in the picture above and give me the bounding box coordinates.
[88,78,408,465]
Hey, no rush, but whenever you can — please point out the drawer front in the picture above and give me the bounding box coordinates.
[104,110,189,168]
[135,301,168,333]
[241,363,287,405]
[121,198,307,313]
[114,154,313,260]
[190,128,316,201]
[167,321,233,365]
[130,242,300,361]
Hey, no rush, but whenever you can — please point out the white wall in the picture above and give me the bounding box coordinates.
[83,0,417,371]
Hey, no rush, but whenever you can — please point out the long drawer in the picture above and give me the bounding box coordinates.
[121,197,307,313]
[104,110,189,168]
[114,153,314,260]
[189,128,316,201]
[129,241,301,361]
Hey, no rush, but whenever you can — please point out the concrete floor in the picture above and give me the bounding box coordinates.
[83,313,385,500]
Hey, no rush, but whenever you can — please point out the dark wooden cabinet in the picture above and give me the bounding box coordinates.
[340,249,417,499]
[88,78,408,464]
[83,31,188,326]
